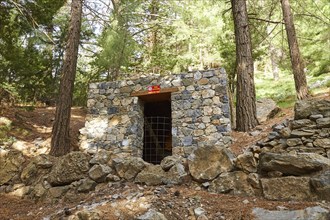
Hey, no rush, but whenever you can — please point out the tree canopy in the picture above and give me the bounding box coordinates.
[0,0,328,106]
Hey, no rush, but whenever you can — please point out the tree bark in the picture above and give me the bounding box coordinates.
[50,0,83,156]
[280,0,308,100]
[231,0,258,131]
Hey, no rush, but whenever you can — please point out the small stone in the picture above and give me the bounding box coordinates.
[243,199,249,204]
[310,114,323,120]
[194,207,206,217]
[250,130,261,136]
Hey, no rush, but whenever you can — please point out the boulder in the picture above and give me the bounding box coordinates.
[235,152,257,173]
[21,154,54,185]
[258,153,330,176]
[135,165,166,186]
[113,157,146,181]
[188,146,235,182]
[209,171,255,196]
[48,152,90,186]
[48,185,70,198]
[291,119,315,129]
[316,117,330,128]
[256,99,280,123]
[163,163,188,185]
[88,164,112,183]
[260,176,314,200]
[294,99,330,120]
[0,150,25,185]
[77,178,97,193]
[69,209,103,220]
[136,209,167,220]
[160,155,183,171]
[252,206,329,220]
[313,138,330,149]
[89,149,113,165]
[310,169,330,201]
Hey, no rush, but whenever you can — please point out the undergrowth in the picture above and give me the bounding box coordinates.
[255,70,329,107]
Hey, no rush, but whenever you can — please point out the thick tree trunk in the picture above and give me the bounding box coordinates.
[50,0,83,156]
[280,0,308,100]
[231,0,258,131]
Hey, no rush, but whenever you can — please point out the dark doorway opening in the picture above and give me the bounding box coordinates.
[142,95,172,164]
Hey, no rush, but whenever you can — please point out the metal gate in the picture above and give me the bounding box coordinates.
[143,116,172,164]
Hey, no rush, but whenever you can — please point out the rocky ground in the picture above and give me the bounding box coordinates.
[0,93,329,220]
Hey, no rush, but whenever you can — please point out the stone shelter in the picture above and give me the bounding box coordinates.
[80,68,231,164]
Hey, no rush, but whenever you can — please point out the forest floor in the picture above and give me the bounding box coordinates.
[0,92,329,219]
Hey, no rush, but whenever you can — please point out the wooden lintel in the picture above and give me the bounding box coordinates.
[131,87,179,97]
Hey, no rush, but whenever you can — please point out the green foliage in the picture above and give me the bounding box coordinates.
[0,0,329,108]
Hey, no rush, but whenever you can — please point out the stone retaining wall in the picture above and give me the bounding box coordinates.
[80,68,231,158]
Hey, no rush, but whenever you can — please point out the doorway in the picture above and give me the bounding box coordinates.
[141,93,172,164]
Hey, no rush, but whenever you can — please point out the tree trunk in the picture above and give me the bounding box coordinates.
[50,0,83,156]
[231,0,258,131]
[280,0,308,100]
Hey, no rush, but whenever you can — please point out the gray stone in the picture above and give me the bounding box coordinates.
[310,114,323,121]
[135,165,166,185]
[48,152,90,186]
[188,146,235,182]
[89,164,112,182]
[32,183,46,198]
[286,138,303,147]
[290,129,315,137]
[160,155,182,171]
[136,209,167,220]
[313,138,330,149]
[209,171,255,196]
[74,209,103,220]
[163,163,188,185]
[77,178,97,193]
[89,149,112,165]
[310,169,330,201]
[113,157,146,181]
[48,186,69,198]
[259,152,330,176]
[316,117,330,128]
[235,152,257,173]
[291,119,315,129]
[256,99,280,123]
[261,176,314,200]
[194,207,206,217]
[295,99,330,119]
[252,206,329,220]
[0,150,25,185]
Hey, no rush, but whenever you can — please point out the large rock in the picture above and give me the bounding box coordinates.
[256,99,280,123]
[235,152,257,173]
[160,155,183,171]
[136,209,167,220]
[261,176,314,200]
[258,153,330,176]
[310,169,330,201]
[135,165,166,185]
[294,99,330,120]
[252,206,329,220]
[77,178,97,193]
[163,163,188,185]
[188,146,235,182]
[113,157,146,181]
[88,164,112,183]
[21,154,54,185]
[89,149,113,165]
[0,150,25,185]
[48,152,90,186]
[209,171,255,196]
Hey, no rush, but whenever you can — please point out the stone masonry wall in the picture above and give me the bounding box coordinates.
[80,68,231,158]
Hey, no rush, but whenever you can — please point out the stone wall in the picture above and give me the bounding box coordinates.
[80,68,231,158]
